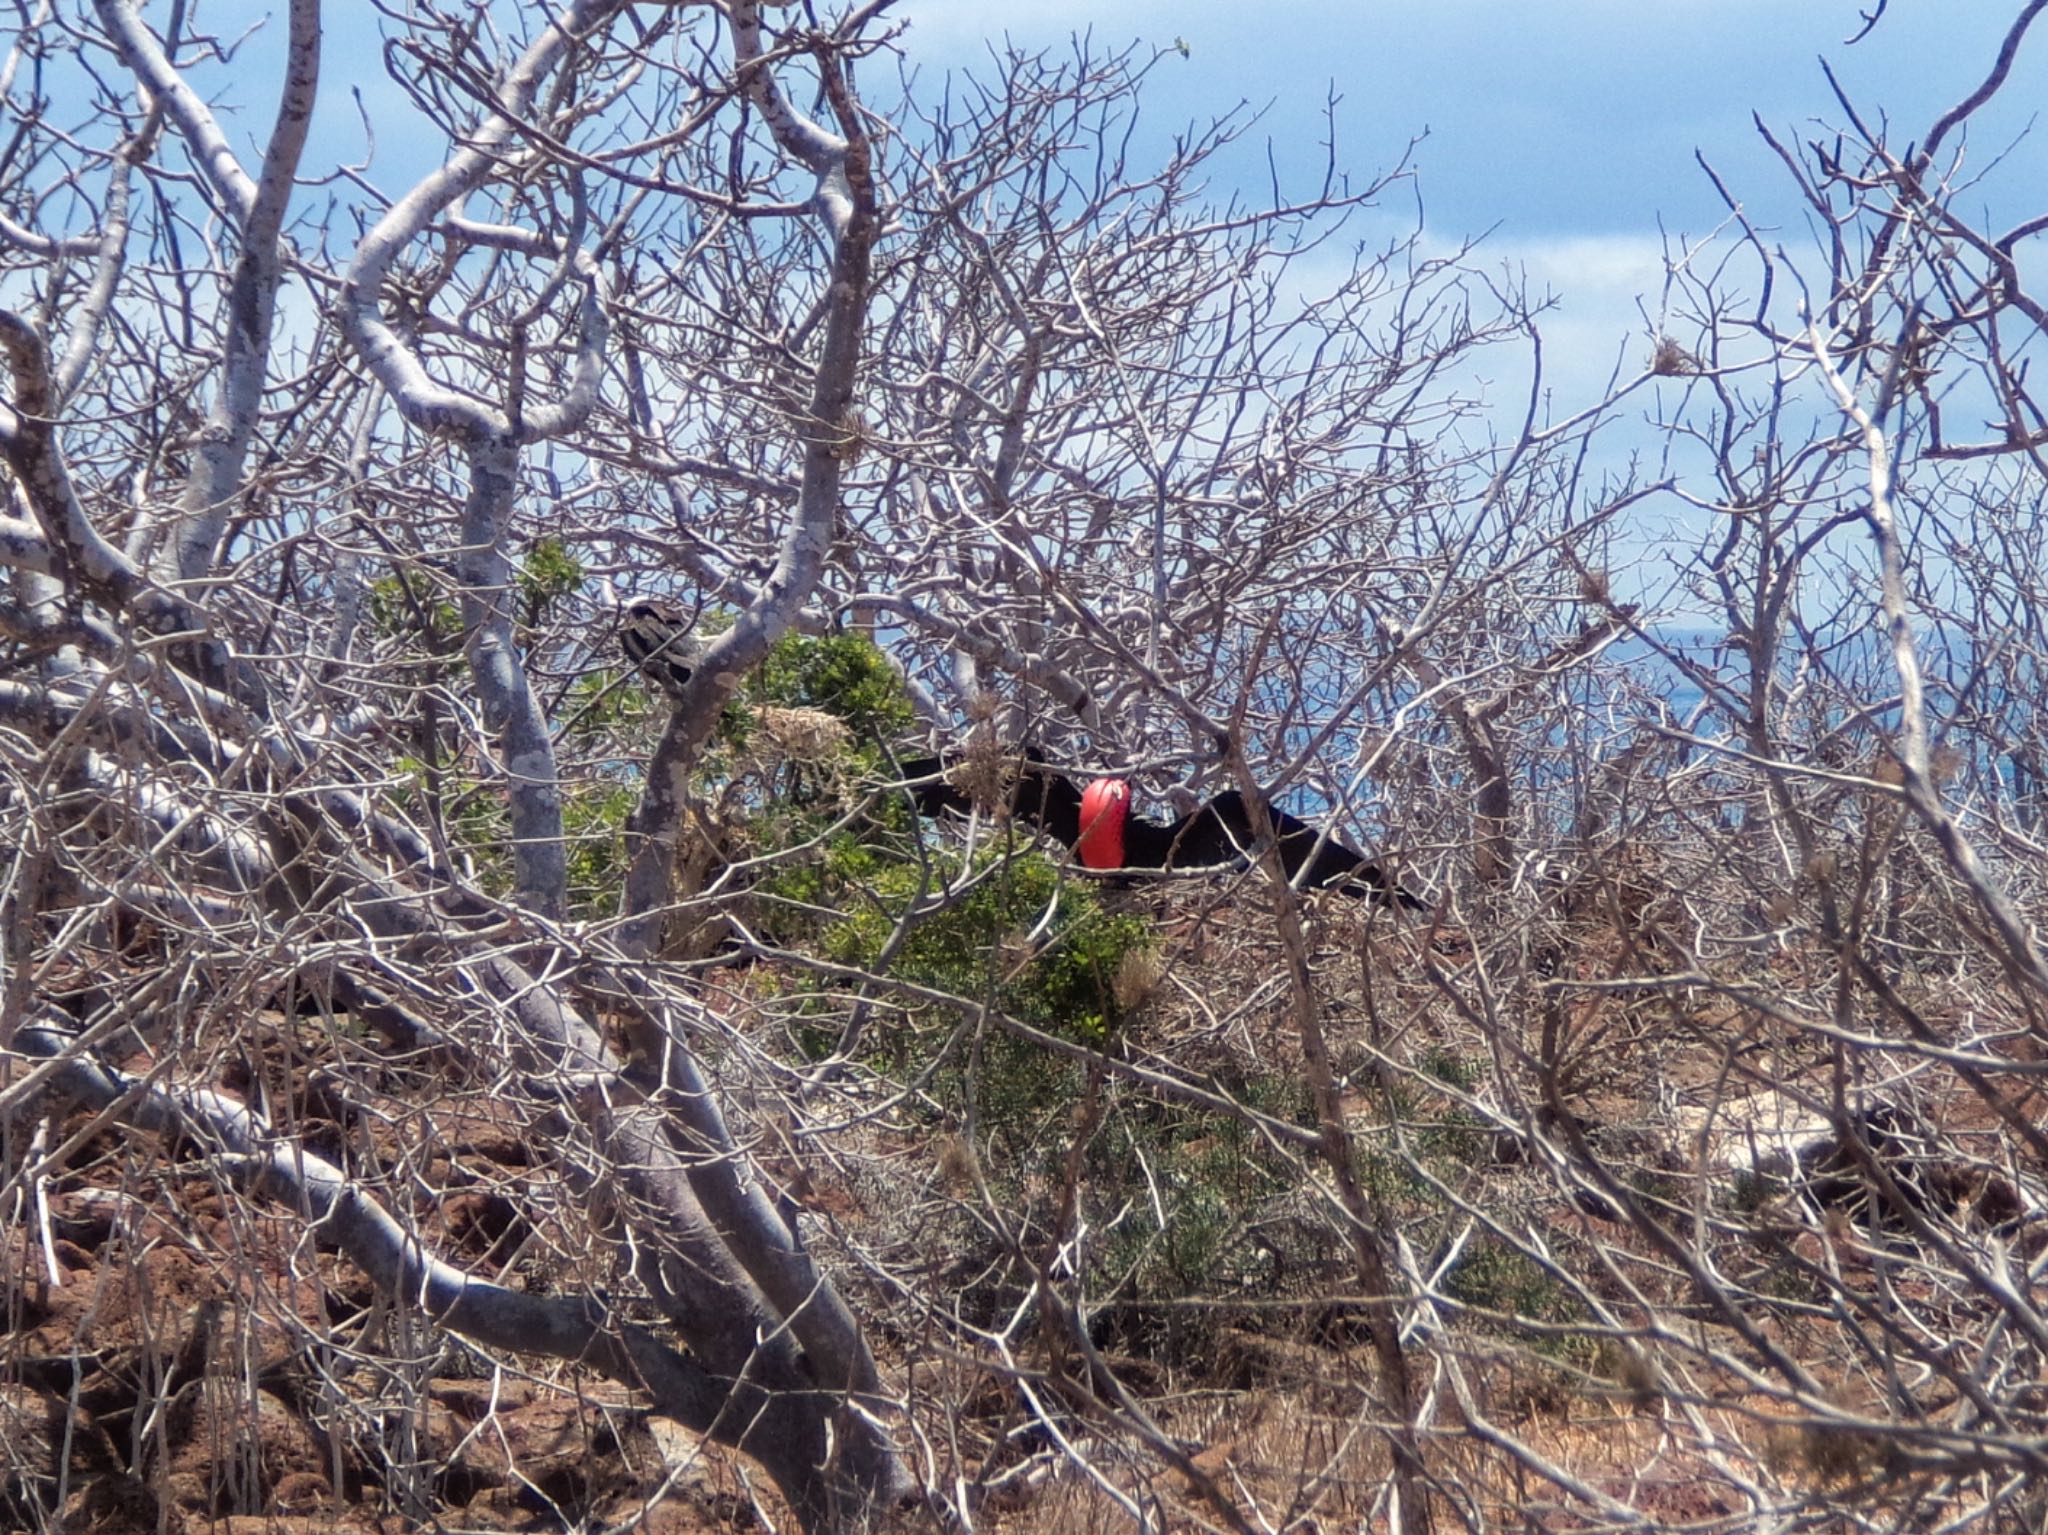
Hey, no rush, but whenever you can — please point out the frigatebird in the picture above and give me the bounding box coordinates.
[617,596,702,700]
[900,748,1423,910]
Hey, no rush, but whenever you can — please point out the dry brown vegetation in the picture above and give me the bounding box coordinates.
[4,3,2048,1533]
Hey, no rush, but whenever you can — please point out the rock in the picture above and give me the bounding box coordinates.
[1671,1089,2033,1229]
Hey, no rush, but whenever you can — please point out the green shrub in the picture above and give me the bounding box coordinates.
[564,665,657,736]
[1418,1045,1481,1090]
[564,780,640,919]
[744,629,918,741]
[1442,1237,1591,1369]
[817,847,1150,1048]
[1443,1237,1561,1322]
[369,569,462,653]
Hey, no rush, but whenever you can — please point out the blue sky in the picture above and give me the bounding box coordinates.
[893,2,2048,408]
[896,2,2045,236]
[884,0,2048,623]
[142,0,2046,529]
[221,1,2044,419]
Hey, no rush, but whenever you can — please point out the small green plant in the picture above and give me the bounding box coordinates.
[1097,1088,1300,1295]
[370,568,462,652]
[564,665,657,736]
[446,782,513,897]
[817,849,1149,1048]
[1416,1106,1490,1169]
[668,623,913,807]
[1417,1045,1480,1090]
[564,780,639,919]
[1443,1236,1567,1325]
[713,626,1135,1017]
[518,538,584,626]
[1728,1166,1786,1213]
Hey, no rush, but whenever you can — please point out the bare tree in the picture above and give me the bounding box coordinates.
[7,2,2048,1533]
[0,2,907,1528]
[1397,8,2048,1531]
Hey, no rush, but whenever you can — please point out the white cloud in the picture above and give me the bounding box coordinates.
[1485,233,1672,405]
[1496,233,1668,298]
[1243,224,1676,423]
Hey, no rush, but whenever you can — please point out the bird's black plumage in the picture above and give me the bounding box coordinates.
[619,597,701,700]
[900,747,1089,841]
[900,748,1423,910]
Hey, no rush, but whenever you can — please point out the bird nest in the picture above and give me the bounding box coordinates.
[948,732,1021,814]
[748,705,851,762]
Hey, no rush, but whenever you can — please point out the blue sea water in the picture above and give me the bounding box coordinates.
[1264,621,2041,826]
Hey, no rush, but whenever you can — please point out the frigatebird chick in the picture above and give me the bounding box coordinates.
[617,597,702,701]
[900,748,1423,910]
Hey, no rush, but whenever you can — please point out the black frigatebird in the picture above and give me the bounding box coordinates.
[900,748,1424,910]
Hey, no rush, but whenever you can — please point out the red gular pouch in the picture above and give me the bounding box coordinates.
[1075,777,1131,870]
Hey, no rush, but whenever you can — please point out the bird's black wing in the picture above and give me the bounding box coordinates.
[1122,798,1235,870]
[898,749,1088,847]
[899,752,1424,910]
[1188,792,1425,910]
[1275,803,1425,908]
[897,755,976,820]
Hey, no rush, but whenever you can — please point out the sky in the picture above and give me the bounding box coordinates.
[889,1,2048,411]
[184,0,2045,421]
[871,1,2048,618]
[61,0,2042,591]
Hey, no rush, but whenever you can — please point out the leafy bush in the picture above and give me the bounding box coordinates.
[565,780,641,918]
[819,847,1152,1047]
[369,569,462,653]
[743,629,918,741]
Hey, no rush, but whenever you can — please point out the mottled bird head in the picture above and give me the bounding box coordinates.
[618,596,701,701]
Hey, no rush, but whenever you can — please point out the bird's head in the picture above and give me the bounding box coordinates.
[1076,777,1131,870]
[615,593,702,700]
